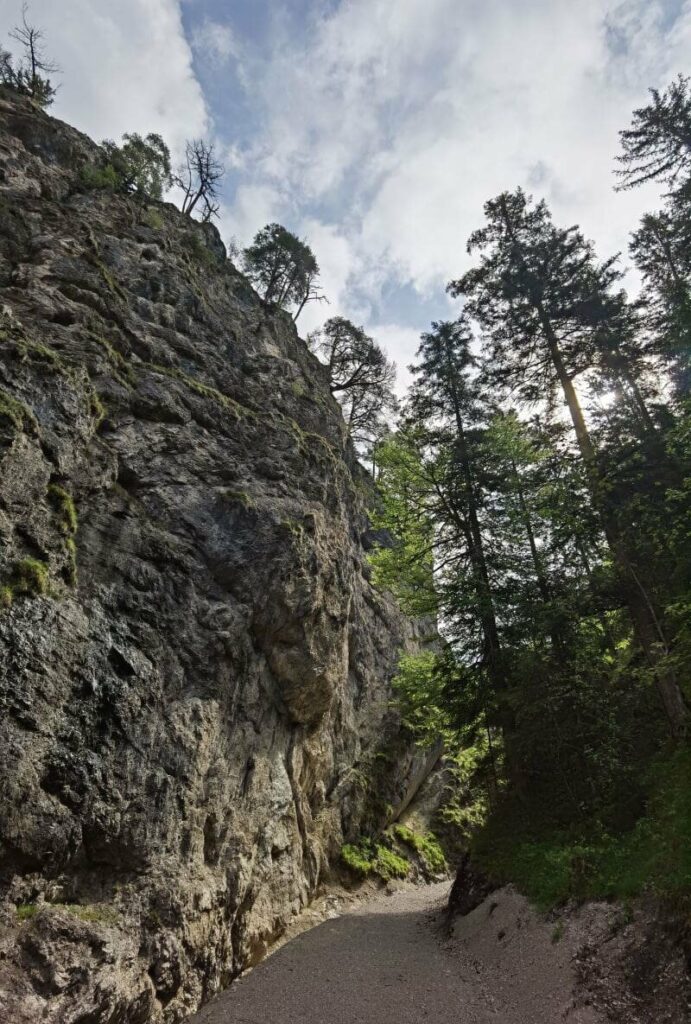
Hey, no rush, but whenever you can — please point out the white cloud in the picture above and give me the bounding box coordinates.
[222,0,691,372]
[0,0,208,156]
[190,17,239,67]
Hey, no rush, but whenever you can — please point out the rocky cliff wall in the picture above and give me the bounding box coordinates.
[0,90,430,1022]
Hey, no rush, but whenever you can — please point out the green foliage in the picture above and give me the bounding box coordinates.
[79,163,122,191]
[65,537,77,587]
[341,838,409,881]
[0,9,59,108]
[0,586,12,610]
[392,826,447,874]
[473,746,691,910]
[391,651,455,746]
[242,222,323,320]
[368,74,691,912]
[184,230,218,268]
[84,133,172,201]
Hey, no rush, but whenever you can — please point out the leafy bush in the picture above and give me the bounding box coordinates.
[81,133,172,202]
[392,825,447,874]
[79,163,122,191]
[473,745,691,910]
[341,838,409,881]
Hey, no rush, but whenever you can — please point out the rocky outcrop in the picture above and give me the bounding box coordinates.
[0,89,431,1022]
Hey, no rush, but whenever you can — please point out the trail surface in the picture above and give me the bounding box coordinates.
[189,883,602,1024]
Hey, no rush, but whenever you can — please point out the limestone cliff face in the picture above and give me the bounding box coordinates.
[0,91,428,1022]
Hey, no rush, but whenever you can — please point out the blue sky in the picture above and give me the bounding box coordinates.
[2,0,690,389]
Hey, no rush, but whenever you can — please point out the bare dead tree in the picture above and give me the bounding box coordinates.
[1,3,60,107]
[174,139,224,222]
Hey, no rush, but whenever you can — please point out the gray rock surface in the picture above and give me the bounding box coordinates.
[0,89,432,1022]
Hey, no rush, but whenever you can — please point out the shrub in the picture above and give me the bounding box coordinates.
[392,825,447,874]
[79,163,122,191]
[341,838,409,881]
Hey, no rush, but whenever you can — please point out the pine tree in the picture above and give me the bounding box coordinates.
[450,190,688,733]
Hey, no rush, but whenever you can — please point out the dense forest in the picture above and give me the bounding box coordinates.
[368,75,691,906]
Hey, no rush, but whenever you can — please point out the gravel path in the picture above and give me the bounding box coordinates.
[188,883,602,1024]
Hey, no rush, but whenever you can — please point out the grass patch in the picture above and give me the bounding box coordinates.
[221,488,254,508]
[13,558,50,597]
[0,388,32,433]
[392,825,447,874]
[48,484,78,535]
[16,904,38,920]
[141,207,164,230]
[65,537,78,586]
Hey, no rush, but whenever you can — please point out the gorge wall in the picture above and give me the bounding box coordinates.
[0,91,430,1022]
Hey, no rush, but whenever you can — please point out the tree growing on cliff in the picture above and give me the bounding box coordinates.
[94,133,172,201]
[174,139,224,222]
[0,4,59,107]
[242,223,325,321]
[313,316,397,451]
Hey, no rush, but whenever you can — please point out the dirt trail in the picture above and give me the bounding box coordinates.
[188,883,604,1024]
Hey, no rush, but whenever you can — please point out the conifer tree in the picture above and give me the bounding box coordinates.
[449,190,688,733]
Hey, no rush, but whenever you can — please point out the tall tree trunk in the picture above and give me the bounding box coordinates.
[538,308,688,735]
[441,340,503,692]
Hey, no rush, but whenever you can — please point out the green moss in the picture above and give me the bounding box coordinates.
[221,488,254,508]
[48,485,78,535]
[143,363,254,421]
[13,558,50,597]
[16,902,119,925]
[392,825,447,874]
[291,379,307,398]
[0,586,12,610]
[90,392,106,424]
[341,842,375,878]
[0,388,32,433]
[65,537,78,586]
[15,338,64,368]
[374,845,410,880]
[280,518,305,540]
[184,231,219,268]
[61,903,119,924]
[89,334,135,389]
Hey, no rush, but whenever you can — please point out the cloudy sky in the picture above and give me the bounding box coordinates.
[2,0,689,387]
